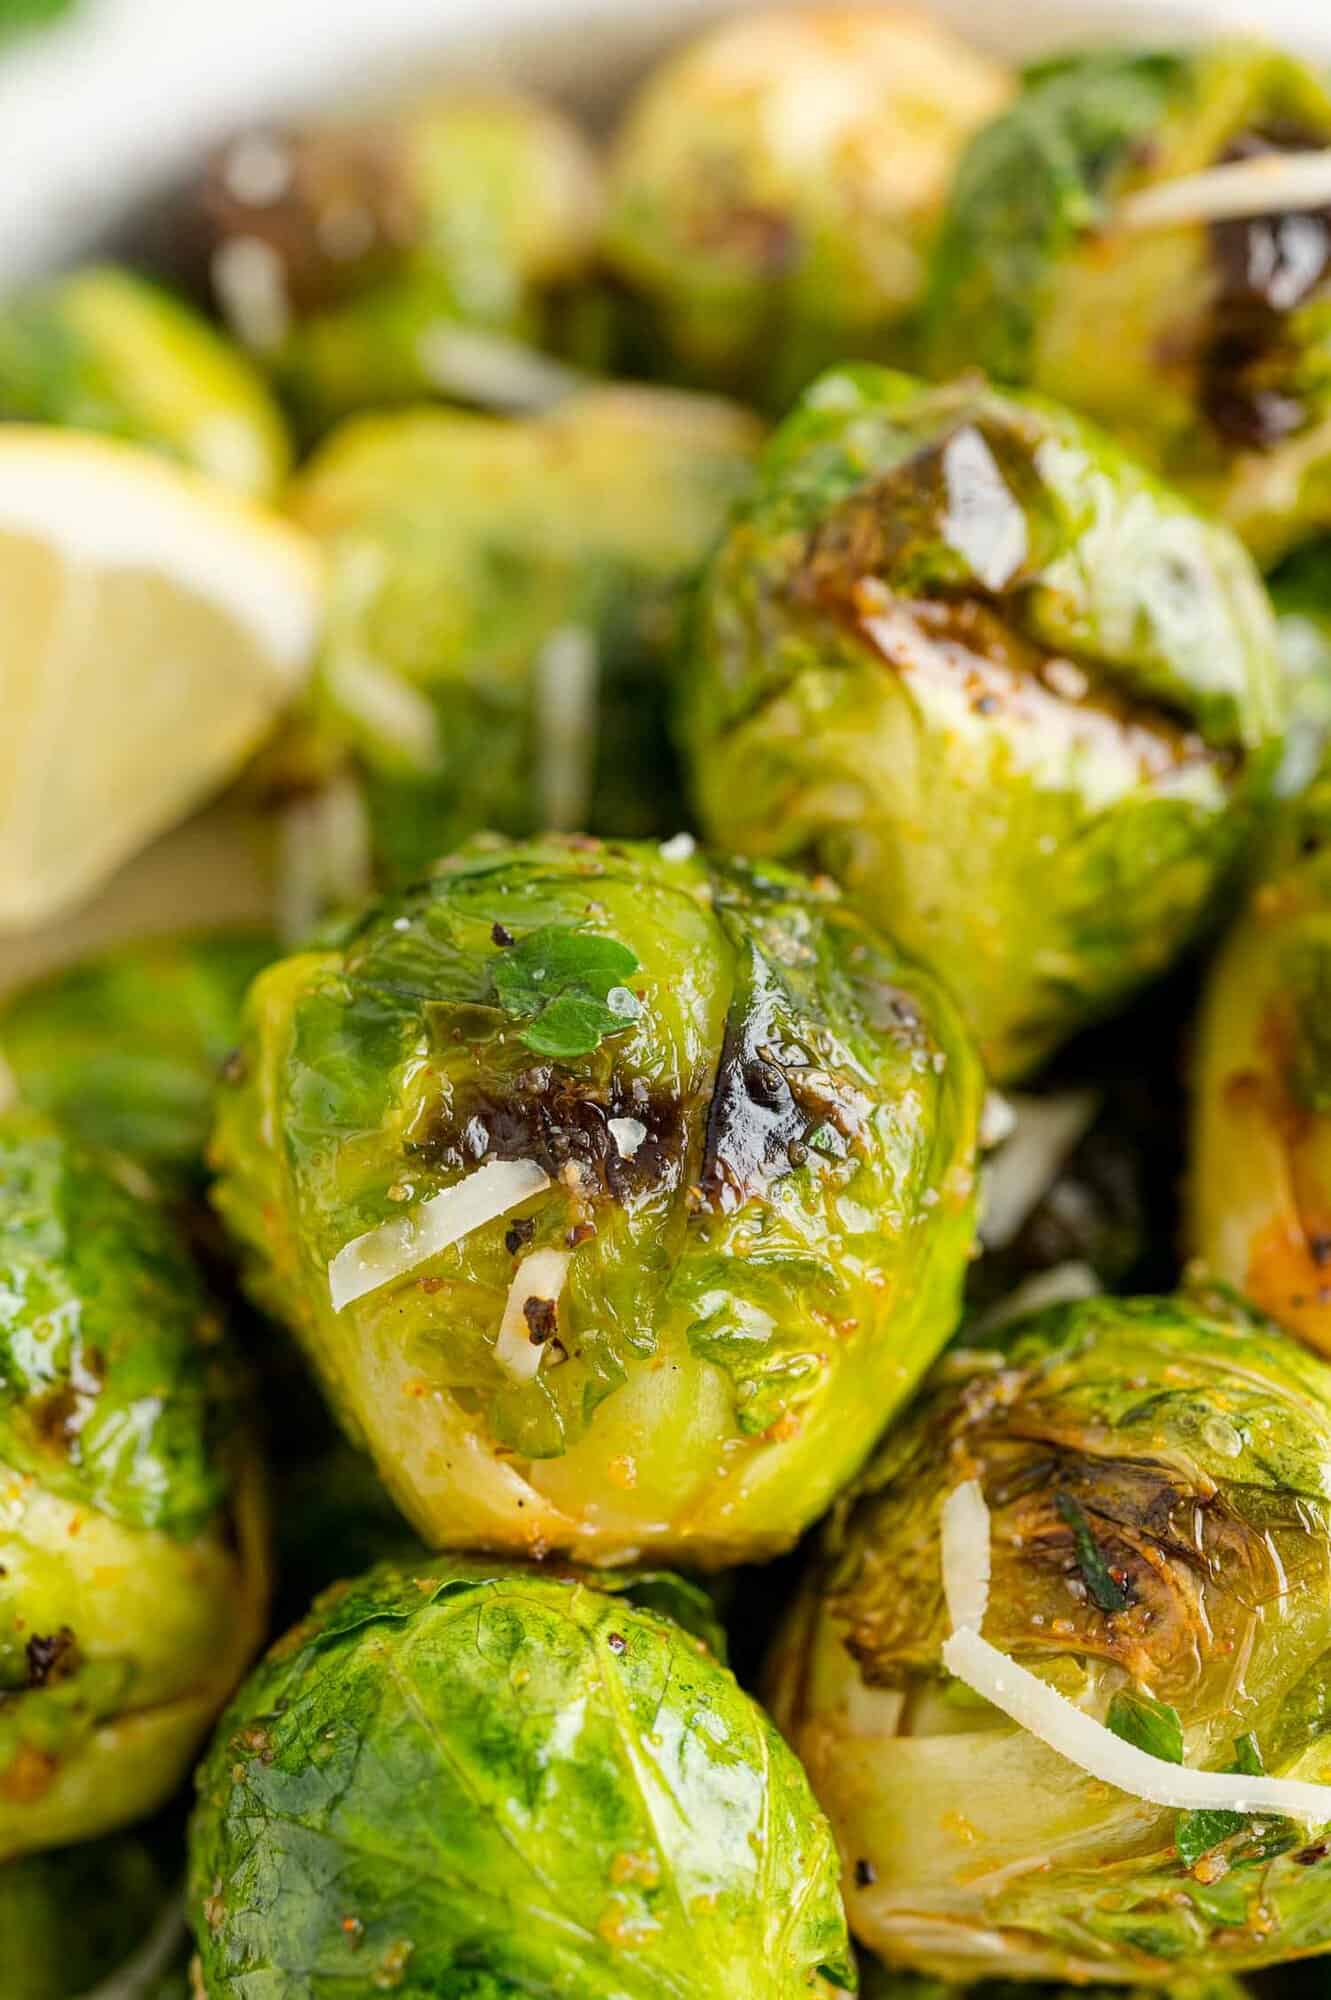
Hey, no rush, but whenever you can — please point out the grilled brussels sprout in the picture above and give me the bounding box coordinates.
[1190,742,1331,1350]
[0,1830,171,2000]
[289,388,761,880]
[198,92,602,438]
[925,42,1331,563]
[681,366,1285,1080]
[769,1282,1331,1983]
[604,4,1010,406]
[0,929,274,1187]
[211,834,982,1567]
[0,266,290,497]
[0,1113,266,1857]
[1271,540,1331,793]
[189,1554,854,1998]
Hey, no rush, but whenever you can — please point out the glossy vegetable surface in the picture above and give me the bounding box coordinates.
[770,1282,1331,1982]
[925,42,1331,563]
[682,365,1285,1079]
[190,1554,853,1997]
[0,1112,267,1857]
[211,833,982,1567]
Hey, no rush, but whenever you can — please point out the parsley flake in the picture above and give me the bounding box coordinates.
[491,923,643,1059]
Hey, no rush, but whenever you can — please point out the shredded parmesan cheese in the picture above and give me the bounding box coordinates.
[1115,151,1331,233]
[940,1478,1331,1827]
[607,1116,647,1160]
[978,1090,1099,1250]
[494,1247,571,1382]
[415,323,582,411]
[534,624,599,833]
[329,1158,549,1312]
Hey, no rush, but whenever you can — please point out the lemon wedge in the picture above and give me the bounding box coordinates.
[0,426,322,929]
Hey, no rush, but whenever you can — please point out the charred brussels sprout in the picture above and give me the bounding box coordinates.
[189,1555,853,1998]
[0,928,274,1187]
[0,1829,171,2000]
[198,93,602,439]
[604,5,1010,407]
[682,366,1285,1080]
[289,388,761,879]
[925,42,1331,563]
[0,266,290,497]
[769,1283,1331,1983]
[0,1113,266,1857]
[211,834,982,1567]
[1191,747,1331,1351]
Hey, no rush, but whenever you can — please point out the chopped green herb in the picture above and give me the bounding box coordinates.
[491,922,643,1059]
[1106,1687,1184,1765]
[1176,1732,1271,1867]
[1055,1490,1131,1613]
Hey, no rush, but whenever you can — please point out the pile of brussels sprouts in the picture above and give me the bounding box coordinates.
[15,4,1331,1994]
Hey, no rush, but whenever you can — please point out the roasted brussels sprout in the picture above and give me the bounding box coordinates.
[604,5,1010,406]
[0,266,290,497]
[1190,742,1331,1350]
[289,387,761,879]
[0,1112,266,1856]
[1271,539,1331,794]
[189,1554,854,1997]
[0,928,274,1187]
[769,1281,1331,1983]
[926,42,1331,564]
[0,1829,171,2000]
[198,92,602,438]
[681,366,1285,1080]
[211,833,982,1567]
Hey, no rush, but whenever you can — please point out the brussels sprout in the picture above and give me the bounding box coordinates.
[0,929,274,1187]
[1190,741,1331,1351]
[681,366,1285,1080]
[925,43,1331,564]
[1271,540,1331,795]
[603,5,1010,407]
[189,1554,854,1997]
[768,1281,1331,1982]
[289,388,761,879]
[0,1112,267,1857]
[0,1830,170,2000]
[210,833,982,1567]
[0,267,290,498]
[197,93,602,439]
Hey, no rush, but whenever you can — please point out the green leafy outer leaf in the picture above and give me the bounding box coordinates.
[0,1113,268,1860]
[0,1112,235,1534]
[770,1283,1331,1982]
[290,388,761,879]
[0,266,289,497]
[0,928,274,1184]
[491,920,642,1057]
[1106,1689,1183,1765]
[923,42,1331,562]
[210,832,983,1566]
[189,1554,854,1998]
[0,1829,168,2000]
[681,364,1284,1081]
[1175,1734,1270,1869]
